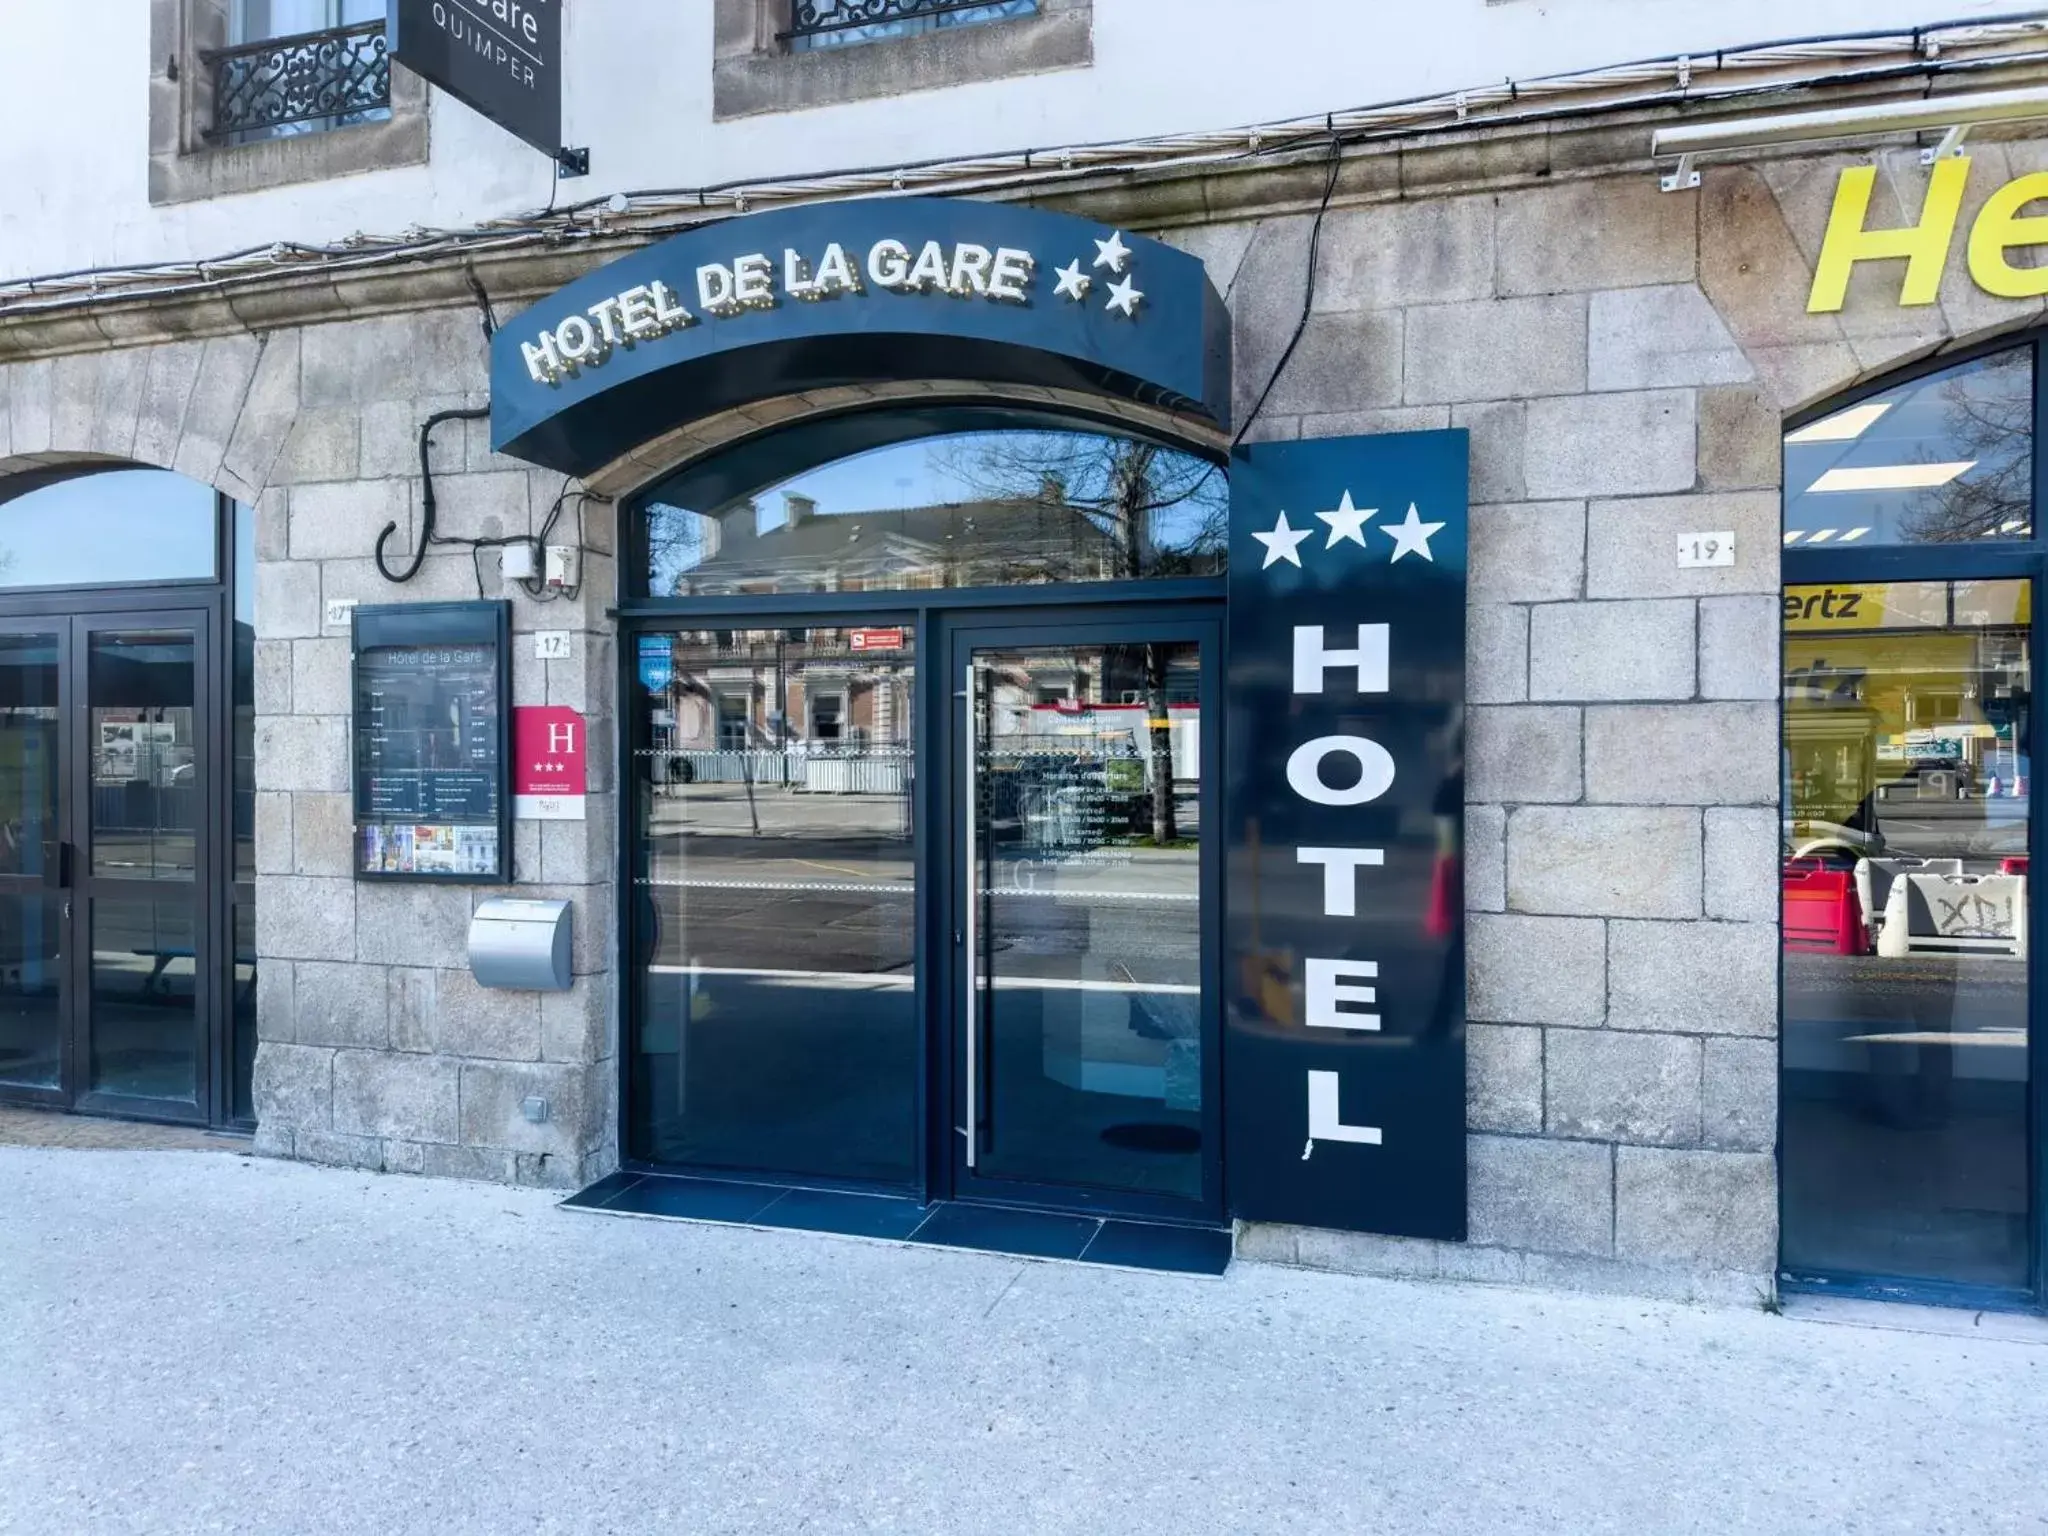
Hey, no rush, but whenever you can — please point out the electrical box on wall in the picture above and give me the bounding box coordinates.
[544,545,580,589]
[500,542,539,582]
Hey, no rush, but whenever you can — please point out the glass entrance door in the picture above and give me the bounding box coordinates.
[0,609,215,1122]
[949,618,1220,1219]
[75,615,211,1115]
[0,624,66,1100]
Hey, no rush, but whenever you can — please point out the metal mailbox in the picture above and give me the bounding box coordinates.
[469,898,573,991]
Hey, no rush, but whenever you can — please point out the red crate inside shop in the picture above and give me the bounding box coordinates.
[1782,861,1863,954]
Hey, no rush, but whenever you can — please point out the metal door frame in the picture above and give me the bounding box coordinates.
[66,606,219,1126]
[614,579,1230,1220]
[0,591,234,1128]
[934,606,1226,1225]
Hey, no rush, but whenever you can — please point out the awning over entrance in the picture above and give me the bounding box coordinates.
[488,196,1232,477]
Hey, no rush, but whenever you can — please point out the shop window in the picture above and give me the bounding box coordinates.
[1784,346,2033,547]
[636,416,1226,599]
[1781,341,2046,1303]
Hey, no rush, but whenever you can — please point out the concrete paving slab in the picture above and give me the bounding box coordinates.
[1,1147,2043,1535]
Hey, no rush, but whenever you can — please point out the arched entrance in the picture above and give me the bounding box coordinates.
[1781,337,2043,1308]
[622,409,1228,1223]
[0,464,253,1128]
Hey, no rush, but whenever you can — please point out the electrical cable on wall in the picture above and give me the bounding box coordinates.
[376,406,610,598]
[7,16,2045,319]
[1231,133,1342,451]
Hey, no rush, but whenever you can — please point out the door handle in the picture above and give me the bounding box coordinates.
[961,662,979,1170]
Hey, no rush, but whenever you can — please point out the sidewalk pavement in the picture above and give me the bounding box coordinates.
[1,1144,2043,1536]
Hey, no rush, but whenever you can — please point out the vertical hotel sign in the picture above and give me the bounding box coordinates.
[1225,432,1469,1240]
[391,0,562,158]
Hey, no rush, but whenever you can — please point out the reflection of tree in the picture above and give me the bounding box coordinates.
[1901,355,2031,542]
[933,431,1226,579]
[938,434,1223,845]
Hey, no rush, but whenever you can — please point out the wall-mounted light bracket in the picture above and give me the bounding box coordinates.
[1651,85,2048,191]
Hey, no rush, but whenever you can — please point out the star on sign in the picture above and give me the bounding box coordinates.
[1382,503,1446,563]
[1252,510,1314,569]
[1104,275,1144,319]
[1053,260,1092,301]
[1316,490,1376,548]
[1093,230,1132,273]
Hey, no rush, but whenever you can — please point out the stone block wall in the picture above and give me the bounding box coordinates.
[0,304,621,1191]
[1193,143,2048,1301]
[5,128,2044,1283]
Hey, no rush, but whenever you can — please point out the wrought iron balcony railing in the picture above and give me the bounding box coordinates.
[780,0,1037,45]
[201,20,390,143]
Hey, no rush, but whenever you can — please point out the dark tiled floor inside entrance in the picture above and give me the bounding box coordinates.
[562,1172,1232,1276]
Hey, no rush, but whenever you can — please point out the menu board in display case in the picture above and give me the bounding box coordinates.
[352,601,512,882]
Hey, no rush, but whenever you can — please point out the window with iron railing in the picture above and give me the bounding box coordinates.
[782,0,1039,51]
[205,0,391,146]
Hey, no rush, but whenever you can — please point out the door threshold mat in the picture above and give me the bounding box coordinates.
[563,1172,1231,1276]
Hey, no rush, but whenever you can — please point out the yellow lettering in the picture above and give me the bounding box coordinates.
[1807,157,1971,313]
[1968,171,2048,299]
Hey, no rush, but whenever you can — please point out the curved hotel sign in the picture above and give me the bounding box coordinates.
[489,197,1233,476]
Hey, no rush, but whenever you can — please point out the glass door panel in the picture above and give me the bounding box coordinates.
[78,620,208,1108]
[0,629,65,1093]
[1781,578,2033,1291]
[958,630,1213,1209]
[628,623,920,1184]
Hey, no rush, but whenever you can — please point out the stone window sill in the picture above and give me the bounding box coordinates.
[713,0,1091,121]
[149,58,429,207]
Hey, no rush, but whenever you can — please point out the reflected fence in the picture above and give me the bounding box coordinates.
[651,748,914,794]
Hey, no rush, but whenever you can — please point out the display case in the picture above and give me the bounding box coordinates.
[351,601,511,882]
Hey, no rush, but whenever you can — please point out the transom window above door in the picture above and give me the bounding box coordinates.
[1784,346,2033,547]
[635,415,1227,598]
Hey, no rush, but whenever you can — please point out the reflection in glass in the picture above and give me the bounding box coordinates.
[0,633,63,1089]
[1784,348,2032,546]
[90,895,198,1101]
[643,425,1226,597]
[790,0,1036,50]
[0,895,62,1090]
[630,625,918,1182]
[0,469,217,588]
[1781,579,2031,1289]
[969,642,1204,1199]
[90,632,198,880]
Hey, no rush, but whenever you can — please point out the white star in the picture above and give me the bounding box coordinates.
[1104,275,1144,318]
[1315,490,1376,548]
[1252,510,1313,570]
[1382,503,1446,563]
[1053,260,1092,302]
[1093,230,1132,273]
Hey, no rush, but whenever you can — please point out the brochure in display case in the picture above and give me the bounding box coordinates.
[351,601,512,882]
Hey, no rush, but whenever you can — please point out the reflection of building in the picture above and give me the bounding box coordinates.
[649,628,916,795]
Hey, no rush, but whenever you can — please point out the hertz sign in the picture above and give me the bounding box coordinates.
[1809,156,2048,312]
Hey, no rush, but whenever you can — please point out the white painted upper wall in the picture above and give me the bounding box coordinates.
[0,0,2020,281]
